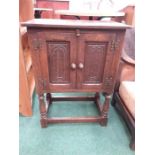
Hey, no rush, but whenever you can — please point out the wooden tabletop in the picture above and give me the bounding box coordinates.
[33,8,53,11]
[21,19,130,29]
[55,9,125,17]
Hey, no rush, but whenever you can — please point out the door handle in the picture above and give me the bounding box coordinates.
[71,63,76,69]
[78,63,84,69]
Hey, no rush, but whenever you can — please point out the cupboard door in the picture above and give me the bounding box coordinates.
[77,31,123,92]
[37,30,77,92]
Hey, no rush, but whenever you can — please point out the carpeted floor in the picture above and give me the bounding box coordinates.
[19,92,134,155]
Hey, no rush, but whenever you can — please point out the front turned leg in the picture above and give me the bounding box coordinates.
[39,94,48,128]
[100,93,111,126]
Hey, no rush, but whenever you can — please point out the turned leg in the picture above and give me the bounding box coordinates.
[39,94,48,128]
[100,93,111,126]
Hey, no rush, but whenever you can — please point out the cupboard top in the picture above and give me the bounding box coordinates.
[21,19,131,30]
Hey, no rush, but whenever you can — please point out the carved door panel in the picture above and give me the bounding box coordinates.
[37,30,77,92]
[77,31,119,92]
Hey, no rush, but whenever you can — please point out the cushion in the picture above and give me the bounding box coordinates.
[119,81,135,118]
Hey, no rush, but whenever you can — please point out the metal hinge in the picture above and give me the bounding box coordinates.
[76,29,80,37]
[110,38,120,52]
[32,39,42,50]
[104,76,113,86]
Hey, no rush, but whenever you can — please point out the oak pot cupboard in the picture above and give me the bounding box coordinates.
[22,19,129,127]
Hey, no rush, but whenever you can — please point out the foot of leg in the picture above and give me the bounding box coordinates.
[40,119,48,128]
[99,118,108,126]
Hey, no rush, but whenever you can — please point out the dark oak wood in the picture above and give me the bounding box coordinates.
[47,116,104,124]
[51,96,96,102]
[22,19,129,127]
[39,94,48,127]
[21,19,130,29]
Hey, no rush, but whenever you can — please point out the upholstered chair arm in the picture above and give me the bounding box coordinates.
[121,51,135,66]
